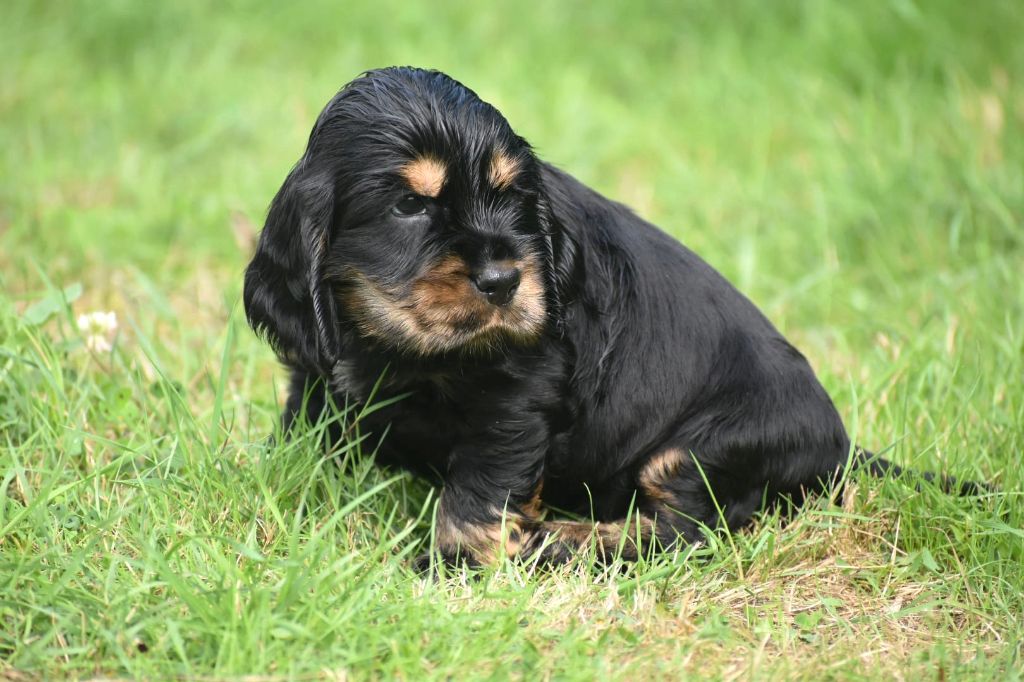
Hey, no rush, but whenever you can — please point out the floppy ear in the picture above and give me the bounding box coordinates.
[536,189,578,318]
[243,165,341,374]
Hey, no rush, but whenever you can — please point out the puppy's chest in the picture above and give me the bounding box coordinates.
[334,367,480,471]
[332,348,572,473]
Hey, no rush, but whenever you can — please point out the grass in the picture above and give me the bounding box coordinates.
[2,0,1023,678]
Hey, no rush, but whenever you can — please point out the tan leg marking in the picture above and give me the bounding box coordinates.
[638,447,686,505]
[521,480,544,519]
[435,504,525,565]
[436,503,659,566]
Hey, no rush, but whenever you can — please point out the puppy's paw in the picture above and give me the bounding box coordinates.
[412,551,439,576]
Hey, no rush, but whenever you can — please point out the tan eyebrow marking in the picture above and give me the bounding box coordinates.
[400,156,446,197]
[488,151,520,190]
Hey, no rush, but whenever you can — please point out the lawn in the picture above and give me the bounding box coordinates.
[2,1,1022,679]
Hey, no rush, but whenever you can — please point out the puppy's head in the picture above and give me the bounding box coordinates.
[244,67,568,370]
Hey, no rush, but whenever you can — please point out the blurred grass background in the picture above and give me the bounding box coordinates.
[1,1,1022,679]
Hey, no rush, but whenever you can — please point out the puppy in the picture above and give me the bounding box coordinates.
[244,66,970,569]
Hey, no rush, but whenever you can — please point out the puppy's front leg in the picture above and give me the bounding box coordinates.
[428,486,540,568]
[416,403,549,570]
[424,482,661,570]
[413,376,661,571]
[418,426,661,569]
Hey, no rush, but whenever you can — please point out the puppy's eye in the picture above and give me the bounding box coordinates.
[393,195,428,216]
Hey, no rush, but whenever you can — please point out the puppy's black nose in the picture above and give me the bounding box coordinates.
[472,265,521,306]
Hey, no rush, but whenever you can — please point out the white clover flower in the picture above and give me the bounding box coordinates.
[77,310,118,353]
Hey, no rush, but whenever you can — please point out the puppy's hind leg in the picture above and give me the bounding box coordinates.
[635,445,773,547]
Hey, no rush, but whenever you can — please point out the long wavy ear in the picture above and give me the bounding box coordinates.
[536,188,579,323]
[243,165,341,374]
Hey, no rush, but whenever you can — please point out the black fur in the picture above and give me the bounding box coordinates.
[244,67,981,569]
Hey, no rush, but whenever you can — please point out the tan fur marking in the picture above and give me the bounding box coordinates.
[339,253,547,355]
[505,257,547,337]
[401,156,446,197]
[435,500,660,566]
[541,516,659,559]
[521,480,544,519]
[542,520,595,544]
[488,151,520,190]
[639,447,686,504]
[436,504,523,565]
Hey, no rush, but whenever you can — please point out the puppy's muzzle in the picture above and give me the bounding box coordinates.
[471,263,521,307]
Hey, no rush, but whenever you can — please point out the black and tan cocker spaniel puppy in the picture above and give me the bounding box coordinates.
[244,66,978,569]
